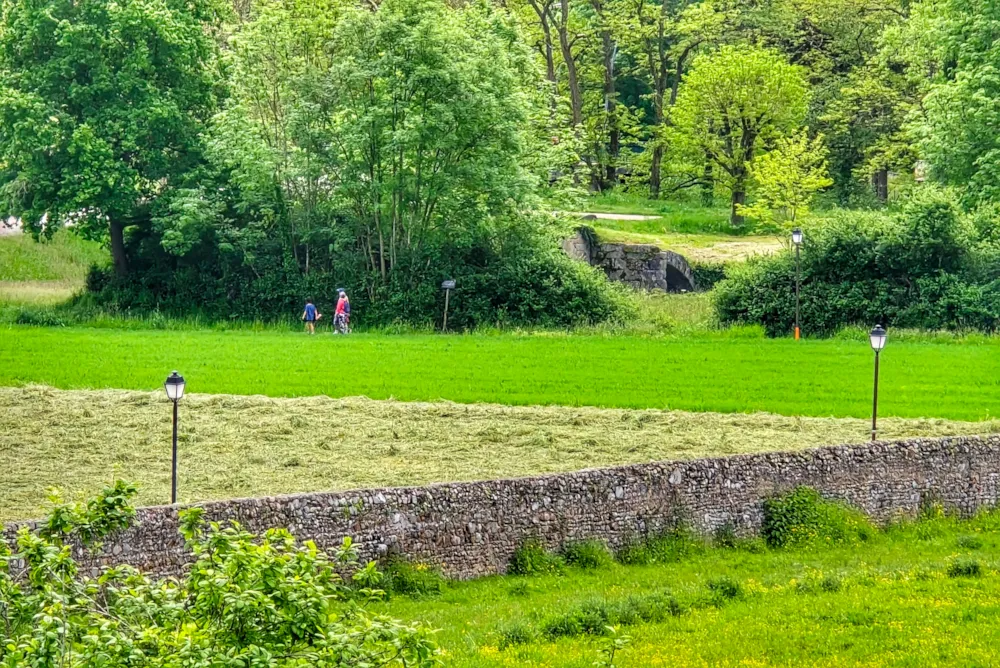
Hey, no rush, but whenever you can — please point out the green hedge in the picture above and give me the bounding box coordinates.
[715,192,1000,334]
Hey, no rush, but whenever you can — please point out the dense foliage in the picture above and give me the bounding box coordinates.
[69,0,627,327]
[0,482,439,667]
[5,0,1000,326]
[715,191,1000,334]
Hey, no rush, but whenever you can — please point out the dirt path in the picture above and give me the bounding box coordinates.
[569,211,662,221]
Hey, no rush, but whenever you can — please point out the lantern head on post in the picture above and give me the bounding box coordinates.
[869,325,887,353]
[791,227,803,246]
[164,371,186,402]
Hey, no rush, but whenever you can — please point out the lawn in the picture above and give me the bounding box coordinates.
[3,386,992,522]
[3,326,1000,421]
[381,512,1000,667]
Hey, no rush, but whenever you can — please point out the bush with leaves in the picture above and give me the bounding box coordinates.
[0,482,440,667]
[715,190,1000,334]
[761,487,874,549]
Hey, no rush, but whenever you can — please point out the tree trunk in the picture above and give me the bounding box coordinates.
[702,160,713,206]
[110,221,128,277]
[650,144,663,199]
[600,28,618,188]
[730,189,746,227]
[558,0,583,128]
[872,168,888,203]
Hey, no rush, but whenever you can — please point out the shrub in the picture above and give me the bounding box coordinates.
[948,557,983,578]
[496,620,537,649]
[87,213,634,329]
[691,261,728,291]
[957,534,985,550]
[0,483,439,666]
[617,527,705,566]
[706,576,744,604]
[561,539,615,570]
[715,192,1000,334]
[382,556,445,598]
[509,539,565,576]
[796,571,843,594]
[761,487,875,549]
[539,591,683,640]
[14,307,66,327]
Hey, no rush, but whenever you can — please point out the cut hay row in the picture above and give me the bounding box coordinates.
[2,386,996,523]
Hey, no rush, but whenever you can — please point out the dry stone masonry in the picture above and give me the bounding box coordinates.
[6,435,1000,580]
[562,225,696,292]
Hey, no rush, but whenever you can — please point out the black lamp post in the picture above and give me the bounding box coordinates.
[869,326,887,442]
[792,227,803,340]
[164,371,186,504]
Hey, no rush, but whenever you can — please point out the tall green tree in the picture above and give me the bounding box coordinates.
[0,0,225,275]
[673,45,808,225]
[212,0,345,275]
[323,0,536,287]
[909,0,1000,205]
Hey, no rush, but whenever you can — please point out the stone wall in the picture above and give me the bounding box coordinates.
[562,226,696,292]
[6,436,1000,580]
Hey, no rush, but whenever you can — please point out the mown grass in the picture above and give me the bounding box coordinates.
[3,386,995,522]
[0,230,106,282]
[381,511,1000,666]
[4,326,1000,421]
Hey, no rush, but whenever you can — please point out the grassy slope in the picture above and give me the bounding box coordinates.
[2,327,1000,420]
[0,231,107,305]
[0,230,106,282]
[381,514,1000,666]
[3,386,993,522]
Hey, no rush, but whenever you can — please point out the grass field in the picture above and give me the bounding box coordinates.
[380,511,1000,666]
[4,386,993,522]
[3,326,1000,420]
[0,230,106,282]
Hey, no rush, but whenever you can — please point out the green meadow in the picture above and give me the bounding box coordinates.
[3,326,1000,420]
[380,510,1000,667]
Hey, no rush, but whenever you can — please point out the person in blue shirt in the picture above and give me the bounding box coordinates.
[301,299,320,335]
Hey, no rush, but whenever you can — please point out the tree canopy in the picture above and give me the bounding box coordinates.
[672,45,809,225]
[0,0,225,275]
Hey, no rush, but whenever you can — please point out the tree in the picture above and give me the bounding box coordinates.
[819,65,916,203]
[908,0,1000,205]
[322,0,536,287]
[609,0,716,198]
[0,0,224,275]
[212,0,345,275]
[0,482,440,667]
[673,45,808,226]
[738,130,833,231]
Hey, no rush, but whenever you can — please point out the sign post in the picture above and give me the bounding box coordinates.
[441,279,456,332]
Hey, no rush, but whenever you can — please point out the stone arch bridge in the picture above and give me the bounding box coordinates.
[562,225,697,292]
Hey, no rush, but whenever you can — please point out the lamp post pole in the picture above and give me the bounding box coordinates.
[871,350,880,442]
[869,325,887,442]
[164,371,186,504]
[792,228,803,340]
[171,398,179,504]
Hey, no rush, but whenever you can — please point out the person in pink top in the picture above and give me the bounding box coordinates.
[334,290,350,334]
